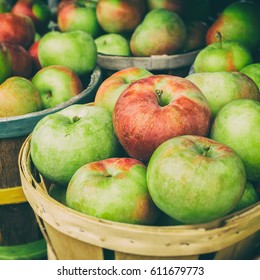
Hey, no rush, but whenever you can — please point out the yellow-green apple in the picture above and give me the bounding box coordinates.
[66,157,160,224]
[130,8,187,56]
[240,63,260,91]
[0,0,11,13]
[147,135,246,224]
[57,0,102,38]
[0,42,12,83]
[95,33,131,56]
[0,76,42,117]
[193,39,253,73]
[94,67,153,113]
[113,75,212,162]
[28,39,41,73]
[146,0,186,17]
[30,104,121,186]
[210,99,260,182]
[3,41,33,79]
[96,0,145,34]
[206,1,260,50]
[32,65,83,109]
[11,0,52,34]
[186,71,260,117]
[182,20,208,53]
[38,30,97,77]
[0,13,35,49]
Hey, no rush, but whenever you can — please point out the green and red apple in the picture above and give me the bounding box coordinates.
[28,39,41,73]
[30,104,121,186]
[0,43,12,84]
[146,0,186,17]
[147,135,246,224]
[66,157,160,225]
[0,76,42,117]
[240,63,260,91]
[94,67,153,113]
[186,71,260,117]
[113,75,212,162]
[32,65,83,109]
[130,8,187,56]
[211,99,260,182]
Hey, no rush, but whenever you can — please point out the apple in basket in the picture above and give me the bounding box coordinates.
[240,63,260,91]
[186,71,260,118]
[113,74,212,162]
[32,65,83,109]
[94,67,153,113]
[30,104,121,186]
[0,13,35,48]
[210,99,260,183]
[0,76,42,117]
[66,157,160,225]
[147,135,246,224]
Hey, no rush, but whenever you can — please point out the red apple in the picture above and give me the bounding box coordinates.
[96,0,145,34]
[0,13,35,48]
[113,75,212,162]
[28,39,41,73]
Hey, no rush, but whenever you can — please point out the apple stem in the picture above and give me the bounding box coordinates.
[202,145,211,156]
[72,116,81,123]
[216,32,223,49]
[155,89,163,106]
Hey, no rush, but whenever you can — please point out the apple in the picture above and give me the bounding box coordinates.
[0,42,12,84]
[206,1,260,50]
[0,0,11,13]
[94,67,153,113]
[11,0,52,34]
[96,0,145,34]
[147,135,246,224]
[66,157,160,225]
[38,30,97,77]
[95,33,131,56]
[28,39,41,73]
[0,13,35,49]
[186,71,260,117]
[113,75,212,162]
[57,0,102,38]
[182,20,208,53]
[32,65,83,109]
[193,39,253,73]
[240,63,260,91]
[30,104,121,186]
[130,8,187,57]
[3,41,33,79]
[0,76,42,117]
[210,99,260,182]
[146,0,186,17]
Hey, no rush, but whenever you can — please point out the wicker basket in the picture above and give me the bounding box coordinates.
[19,135,260,260]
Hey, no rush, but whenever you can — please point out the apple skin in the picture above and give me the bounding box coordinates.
[146,0,186,17]
[57,0,102,39]
[38,30,97,77]
[66,157,160,225]
[0,0,11,13]
[147,135,246,224]
[113,75,212,162]
[0,76,42,118]
[206,1,260,50]
[193,41,253,73]
[30,104,121,186]
[94,67,153,113]
[32,65,83,109]
[96,0,145,34]
[28,39,41,73]
[130,8,187,57]
[0,42,12,84]
[210,99,260,182]
[95,33,131,56]
[0,13,35,49]
[240,63,260,91]
[186,71,260,117]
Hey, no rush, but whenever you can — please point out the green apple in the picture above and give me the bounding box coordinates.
[130,8,187,56]
[30,104,121,186]
[66,157,160,225]
[210,99,260,182]
[186,71,260,117]
[194,39,253,73]
[94,67,153,113]
[0,77,42,118]
[95,33,131,56]
[38,30,97,77]
[240,63,260,91]
[206,1,260,50]
[0,42,12,84]
[32,65,83,109]
[0,0,11,13]
[147,135,246,224]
